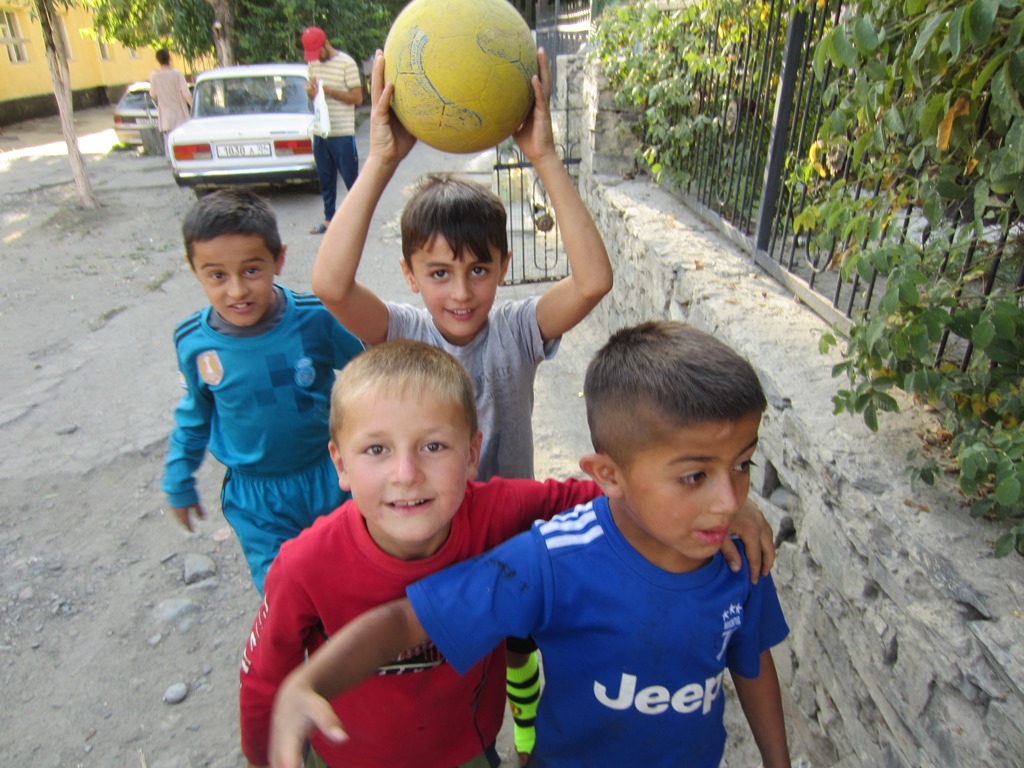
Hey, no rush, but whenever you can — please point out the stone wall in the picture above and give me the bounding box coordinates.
[566,53,1024,767]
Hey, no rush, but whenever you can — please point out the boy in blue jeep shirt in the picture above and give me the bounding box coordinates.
[269,321,791,768]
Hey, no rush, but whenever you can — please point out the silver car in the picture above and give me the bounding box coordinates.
[168,63,317,193]
[113,82,157,145]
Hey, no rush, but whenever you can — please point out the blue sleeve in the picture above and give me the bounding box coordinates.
[726,573,788,679]
[407,530,549,675]
[330,316,364,368]
[161,347,212,507]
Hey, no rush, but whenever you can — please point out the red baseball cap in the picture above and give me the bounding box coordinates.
[302,27,327,62]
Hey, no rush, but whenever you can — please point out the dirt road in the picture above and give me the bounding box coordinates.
[0,106,600,767]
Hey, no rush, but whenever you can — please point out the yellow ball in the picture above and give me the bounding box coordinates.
[383,0,538,154]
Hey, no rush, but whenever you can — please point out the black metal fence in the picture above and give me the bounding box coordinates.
[536,0,1022,373]
[535,0,592,94]
[491,0,591,285]
[754,0,1023,375]
[494,143,580,285]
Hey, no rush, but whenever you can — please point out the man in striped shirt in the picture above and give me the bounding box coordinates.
[302,26,364,235]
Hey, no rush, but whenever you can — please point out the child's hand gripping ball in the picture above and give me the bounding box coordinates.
[383,0,538,154]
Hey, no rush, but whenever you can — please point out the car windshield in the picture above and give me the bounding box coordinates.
[192,75,311,118]
[120,90,156,111]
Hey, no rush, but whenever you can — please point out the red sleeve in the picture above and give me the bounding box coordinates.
[480,477,601,549]
[534,477,601,521]
[238,544,323,765]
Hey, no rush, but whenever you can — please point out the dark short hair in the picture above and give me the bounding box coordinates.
[400,174,508,266]
[182,189,282,265]
[156,48,170,66]
[584,321,767,465]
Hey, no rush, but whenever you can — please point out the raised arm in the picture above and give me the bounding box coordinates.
[268,597,427,768]
[310,50,416,345]
[732,650,791,768]
[516,48,612,342]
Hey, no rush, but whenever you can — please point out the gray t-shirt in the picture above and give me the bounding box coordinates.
[386,297,559,481]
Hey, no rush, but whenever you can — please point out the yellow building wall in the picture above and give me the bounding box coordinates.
[1,4,162,102]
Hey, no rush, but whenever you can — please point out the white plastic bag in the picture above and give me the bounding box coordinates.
[313,82,331,138]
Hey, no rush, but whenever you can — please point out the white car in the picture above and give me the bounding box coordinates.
[169,63,318,193]
[113,82,157,145]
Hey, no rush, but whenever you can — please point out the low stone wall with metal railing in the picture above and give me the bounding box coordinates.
[569,52,1024,768]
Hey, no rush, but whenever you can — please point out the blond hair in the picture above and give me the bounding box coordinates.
[330,340,478,441]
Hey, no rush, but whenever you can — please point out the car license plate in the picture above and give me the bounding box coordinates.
[216,142,272,158]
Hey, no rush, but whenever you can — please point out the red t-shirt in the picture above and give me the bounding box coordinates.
[240,477,599,767]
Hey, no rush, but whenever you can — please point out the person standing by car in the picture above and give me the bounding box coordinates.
[150,49,192,156]
[302,27,364,235]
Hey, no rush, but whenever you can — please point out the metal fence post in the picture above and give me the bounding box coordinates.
[753,7,807,253]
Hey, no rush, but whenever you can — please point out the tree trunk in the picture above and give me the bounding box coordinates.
[34,0,99,209]
[206,0,236,67]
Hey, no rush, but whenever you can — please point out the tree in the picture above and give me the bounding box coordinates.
[205,0,233,65]
[234,0,393,67]
[89,0,398,69]
[84,0,215,67]
[31,0,100,209]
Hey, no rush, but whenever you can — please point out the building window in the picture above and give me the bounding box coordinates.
[128,48,138,59]
[1,10,29,64]
[96,27,110,61]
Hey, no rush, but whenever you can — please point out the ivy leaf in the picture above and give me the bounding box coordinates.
[967,0,998,48]
[991,305,1019,340]
[899,278,921,306]
[993,61,1024,120]
[973,317,996,349]
[1010,51,1024,99]
[813,33,830,81]
[974,181,990,231]
[863,402,879,432]
[883,107,906,134]
[866,60,889,83]
[831,26,858,68]
[948,7,965,60]
[937,95,971,151]
[993,533,1016,557]
[995,476,1021,507]
[853,17,879,54]
[949,307,981,337]
[972,50,1010,99]
[911,12,952,62]
[866,315,888,350]
[909,144,926,170]
[1011,9,1024,48]
[856,253,875,281]
[923,189,944,226]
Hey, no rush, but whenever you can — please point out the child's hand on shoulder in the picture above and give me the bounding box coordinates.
[169,503,205,532]
[513,48,557,165]
[367,49,416,168]
[723,498,775,582]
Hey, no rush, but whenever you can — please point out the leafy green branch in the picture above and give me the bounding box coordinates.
[592,0,1024,556]
[801,0,1024,555]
